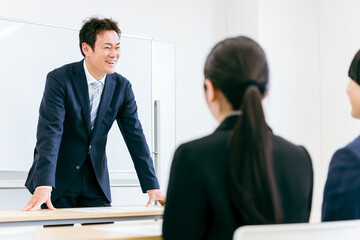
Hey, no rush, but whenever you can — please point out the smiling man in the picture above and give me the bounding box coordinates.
[22,17,165,210]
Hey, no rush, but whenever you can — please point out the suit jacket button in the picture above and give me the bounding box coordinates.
[76,165,81,170]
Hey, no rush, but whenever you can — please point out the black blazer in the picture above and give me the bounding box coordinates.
[25,60,159,202]
[163,115,313,240]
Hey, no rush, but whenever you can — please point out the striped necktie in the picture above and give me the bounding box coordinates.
[90,81,102,129]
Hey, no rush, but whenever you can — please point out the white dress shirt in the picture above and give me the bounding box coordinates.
[83,60,106,101]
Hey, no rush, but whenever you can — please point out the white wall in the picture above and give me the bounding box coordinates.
[258,0,322,220]
[318,0,360,190]
[1,0,357,223]
[0,0,227,145]
[226,0,259,39]
[257,0,360,222]
[0,0,246,209]
[6,0,338,218]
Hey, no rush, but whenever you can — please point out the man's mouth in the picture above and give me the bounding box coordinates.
[106,60,116,65]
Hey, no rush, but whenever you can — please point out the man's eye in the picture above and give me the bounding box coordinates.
[105,47,110,50]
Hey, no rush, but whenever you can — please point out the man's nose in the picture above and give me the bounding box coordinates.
[109,48,116,57]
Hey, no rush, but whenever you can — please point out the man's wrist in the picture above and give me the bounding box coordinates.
[36,186,52,192]
[147,189,159,192]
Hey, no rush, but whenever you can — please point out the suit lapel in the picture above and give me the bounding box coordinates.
[71,60,91,136]
[91,74,116,139]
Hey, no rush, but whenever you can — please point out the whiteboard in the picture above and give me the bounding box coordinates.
[0,18,152,172]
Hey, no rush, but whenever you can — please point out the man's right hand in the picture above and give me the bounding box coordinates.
[21,188,56,211]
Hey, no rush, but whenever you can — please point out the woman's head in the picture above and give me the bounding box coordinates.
[347,49,360,118]
[204,37,282,224]
[205,36,282,224]
[204,36,269,111]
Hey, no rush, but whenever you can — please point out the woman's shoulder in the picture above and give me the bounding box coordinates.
[271,134,312,170]
[177,131,229,152]
[329,135,360,168]
[174,131,230,165]
[272,134,309,155]
[344,135,360,156]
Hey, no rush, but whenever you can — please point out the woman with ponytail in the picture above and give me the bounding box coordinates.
[163,36,313,240]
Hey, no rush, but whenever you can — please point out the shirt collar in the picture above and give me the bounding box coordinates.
[83,60,106,86]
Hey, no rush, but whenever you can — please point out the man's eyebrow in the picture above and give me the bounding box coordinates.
[104,42,120,46]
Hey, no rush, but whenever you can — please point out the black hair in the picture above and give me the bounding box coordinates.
[79,17,121,57]
[349,49,360,84]
[204,36,282,224]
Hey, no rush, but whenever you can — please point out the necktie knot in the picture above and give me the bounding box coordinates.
[91,81,102,90]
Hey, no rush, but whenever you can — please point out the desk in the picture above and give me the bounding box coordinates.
[0,206,164,227]
[39,221,162,240]
[0,221,162,240]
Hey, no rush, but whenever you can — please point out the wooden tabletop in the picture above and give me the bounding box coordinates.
[38,221,163,240]
[0,206,164,227]
[0,221,163,240]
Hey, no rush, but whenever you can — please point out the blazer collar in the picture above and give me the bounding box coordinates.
[214,114,273,134]
[214,115,239,133]
[71,60,92,136]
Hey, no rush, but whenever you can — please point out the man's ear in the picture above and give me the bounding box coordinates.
[82,42,90,57]
[204,79,216,102]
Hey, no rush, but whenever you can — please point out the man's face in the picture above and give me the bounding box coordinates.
[83,30,120,80]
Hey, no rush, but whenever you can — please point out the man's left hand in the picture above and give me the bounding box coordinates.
[146,189,165,207]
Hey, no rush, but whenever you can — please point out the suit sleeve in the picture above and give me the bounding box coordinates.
[300,145,314,220]
[33,72,66,188]
[117,82,159,192]
[163,144,209,240]
[322,148,360,221]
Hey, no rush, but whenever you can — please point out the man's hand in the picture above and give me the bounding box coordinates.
[146,189,166,207]
[21,188,56,211]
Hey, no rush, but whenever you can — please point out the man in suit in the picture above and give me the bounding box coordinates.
[22,17,165,210]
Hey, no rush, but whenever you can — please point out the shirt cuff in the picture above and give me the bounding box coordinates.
[36,186,52,192]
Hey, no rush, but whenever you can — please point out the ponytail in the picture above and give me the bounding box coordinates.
[204,36,282,224]
[228,85,282,224]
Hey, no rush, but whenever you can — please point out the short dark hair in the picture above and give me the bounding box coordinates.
[349,49,360,85]
[79,17,121,57]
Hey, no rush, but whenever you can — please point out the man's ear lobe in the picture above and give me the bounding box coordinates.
[82,43,90,56]
[204,79,216,102]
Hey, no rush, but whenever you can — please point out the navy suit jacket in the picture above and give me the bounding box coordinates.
[322,135,360,221]
[25,60,159,202]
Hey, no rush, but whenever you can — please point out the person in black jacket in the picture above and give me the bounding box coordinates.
[163,36,313,240]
